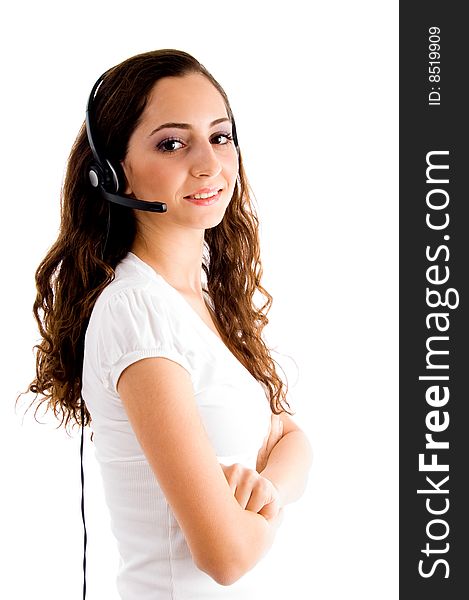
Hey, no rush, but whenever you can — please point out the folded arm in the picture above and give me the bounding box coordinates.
[221,413,313,515]
[117,357,283,586]
[258,413,313,508]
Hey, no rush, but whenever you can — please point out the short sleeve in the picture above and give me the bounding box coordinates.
[95,287,193,394]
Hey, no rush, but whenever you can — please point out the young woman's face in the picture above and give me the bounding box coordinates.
[122,73,239,230]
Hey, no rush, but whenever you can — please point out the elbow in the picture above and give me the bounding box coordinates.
[211,566,244,587]
[193,510,269,586]
[196,554,246,587]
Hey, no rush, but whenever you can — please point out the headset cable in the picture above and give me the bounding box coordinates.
[80,398,87,599]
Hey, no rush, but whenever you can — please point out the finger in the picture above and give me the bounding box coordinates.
[265,415,283,454]
[278,419,284,439]
[259,499,281,522]
[227,477,237,494]
[270,414,281,436]
[256,450,267,473]
[245,491,267,514]
[274,415,284,439]
[223,464,243,495]
[245,481,271,513]
[234,474,259,509]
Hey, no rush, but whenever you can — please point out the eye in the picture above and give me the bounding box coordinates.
[156,132,234,154]
[157,137,185,153]
[211,132,233,145]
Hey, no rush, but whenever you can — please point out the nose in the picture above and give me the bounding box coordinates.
[189,139,222,178]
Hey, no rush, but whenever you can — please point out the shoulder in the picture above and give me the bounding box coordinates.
[94,252,167,308]
[89,253,179,334]
[84,253,192,391]
[88,252,177,331]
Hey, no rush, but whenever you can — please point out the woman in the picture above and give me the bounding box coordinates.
[25,49,312,598]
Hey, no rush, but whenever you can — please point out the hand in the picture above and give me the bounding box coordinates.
[256,413,284,473]
[220,463,282,522]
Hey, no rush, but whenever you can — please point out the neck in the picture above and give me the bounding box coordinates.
[131,220,206,298]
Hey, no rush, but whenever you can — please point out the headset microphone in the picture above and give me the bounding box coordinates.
[85,72,167,213]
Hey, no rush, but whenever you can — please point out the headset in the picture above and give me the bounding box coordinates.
[80,69,240,599]
[84,70,239,214]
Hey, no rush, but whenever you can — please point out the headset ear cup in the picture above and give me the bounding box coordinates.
[88,158,118,193]
[89,158,126,194]
[89,163,103,188]
[108,160,127,193]
[103,159,120,193]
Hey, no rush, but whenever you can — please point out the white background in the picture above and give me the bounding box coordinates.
[1,1,398,598]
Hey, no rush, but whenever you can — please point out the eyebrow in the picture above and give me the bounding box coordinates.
[148,117,231,137]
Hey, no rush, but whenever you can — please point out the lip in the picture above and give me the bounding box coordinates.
[184,186,222,198]
[183,186,223,206]
[184,189,222,206]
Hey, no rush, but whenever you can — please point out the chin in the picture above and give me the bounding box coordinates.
[196,211,227,231]
[187,201,230,230]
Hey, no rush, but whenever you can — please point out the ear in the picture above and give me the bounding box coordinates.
[120,160,133,195]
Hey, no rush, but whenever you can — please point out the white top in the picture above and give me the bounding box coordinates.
[82,252,273,599]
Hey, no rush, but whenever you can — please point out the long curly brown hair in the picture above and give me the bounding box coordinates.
[21,49,291,435]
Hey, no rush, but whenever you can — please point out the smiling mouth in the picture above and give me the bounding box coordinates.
[184,188,222,200]
[183,189,222,206]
